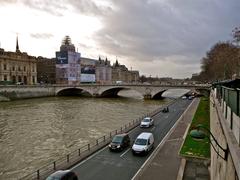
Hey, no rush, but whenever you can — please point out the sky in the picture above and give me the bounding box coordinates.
[0,0,239,78]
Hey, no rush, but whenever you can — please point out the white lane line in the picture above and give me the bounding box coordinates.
[120,148,130,158]
[150,126,155,132]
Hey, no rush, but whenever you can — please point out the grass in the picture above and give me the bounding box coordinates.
[180,97,210,159]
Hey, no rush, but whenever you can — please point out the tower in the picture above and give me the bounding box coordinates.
[16,35,20,53]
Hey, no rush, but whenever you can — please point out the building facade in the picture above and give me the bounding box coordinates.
[95,57,112,84]
[112,60,139,83]
[37,57,56,84]
[55,36,81,85]
[0,37,37,85]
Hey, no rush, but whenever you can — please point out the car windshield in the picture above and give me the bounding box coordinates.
[143,118,150,122]
[112,136,123,143]
[135,138,147,145]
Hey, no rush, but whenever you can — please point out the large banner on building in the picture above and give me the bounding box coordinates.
[80,58,96,83]
[56,51,68,64]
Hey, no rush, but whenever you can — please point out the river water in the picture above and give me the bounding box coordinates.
[0,89,188,179]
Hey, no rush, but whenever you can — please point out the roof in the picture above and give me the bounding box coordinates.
[137,132,153,139]
[48,170,71,178]
[115,133,128,137]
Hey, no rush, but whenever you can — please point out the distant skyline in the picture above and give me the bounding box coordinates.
[0,0,239,78]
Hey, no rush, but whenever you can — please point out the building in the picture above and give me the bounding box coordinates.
[80,57,96,83]
[95,57,112,84]
[0,37,37,85]
[112,59,139,83]
[37,57,56,84]
[55,36,81,85]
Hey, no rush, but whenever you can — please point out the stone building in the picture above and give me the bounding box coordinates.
[0,37,37,85]
[112,60,139,83]
[55,36,81,85]
[37,57,56,84]
[95,57,112,84]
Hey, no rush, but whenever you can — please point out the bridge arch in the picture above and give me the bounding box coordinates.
[56,87,92,96]
[152,90,167,99]
[100,87,130,97]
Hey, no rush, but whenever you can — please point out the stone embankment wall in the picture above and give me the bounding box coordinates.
[210,91,240,180]
[0,86,56,101]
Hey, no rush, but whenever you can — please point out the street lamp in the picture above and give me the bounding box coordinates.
[190,124,228,161]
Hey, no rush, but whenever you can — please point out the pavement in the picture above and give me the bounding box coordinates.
[133,98,203,180]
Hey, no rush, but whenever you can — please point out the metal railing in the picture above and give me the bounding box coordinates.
[19,104,166,180]
[215,86,240,116]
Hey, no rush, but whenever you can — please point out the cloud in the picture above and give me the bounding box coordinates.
[0,0,111,16]
[30,33,53,39]
[93,0,240,69]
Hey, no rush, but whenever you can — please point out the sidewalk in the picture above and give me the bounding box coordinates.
[133,98,200,180]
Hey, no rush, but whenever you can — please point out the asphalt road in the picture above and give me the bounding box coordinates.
[71,99,192,180]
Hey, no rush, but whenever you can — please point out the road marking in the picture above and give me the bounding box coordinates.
[120,148,130,157]
[150,126,155,131]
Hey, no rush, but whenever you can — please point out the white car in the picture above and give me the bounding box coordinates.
[140,117,154,128]
[132,132,154,155]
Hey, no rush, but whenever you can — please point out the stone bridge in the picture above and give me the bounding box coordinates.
[0,84,210,101]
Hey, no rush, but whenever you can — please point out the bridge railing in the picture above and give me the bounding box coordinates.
[19,105,166,180]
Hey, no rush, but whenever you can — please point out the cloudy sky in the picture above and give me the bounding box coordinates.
[0,0,239,78]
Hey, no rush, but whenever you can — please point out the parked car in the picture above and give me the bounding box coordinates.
[140,117,154,128]
[109,133,130,151]
[46,170,78,180]
[132,132,154,155]
[16,82,24,85]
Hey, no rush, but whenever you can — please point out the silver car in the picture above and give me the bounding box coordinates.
[140,117,154,128]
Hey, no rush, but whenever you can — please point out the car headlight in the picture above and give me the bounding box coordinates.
[108,144,111,147]
[117,145,121,148]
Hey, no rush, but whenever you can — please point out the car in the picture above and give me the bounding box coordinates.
[188,96,194,100]
[109,133,130,151]
[140,117,154,128]
[132,132,154,155]
[16,82,24,85]
[182,96,187,99]
[162,107,169,113]
[46,170,78,180]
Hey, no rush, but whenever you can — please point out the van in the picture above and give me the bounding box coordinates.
[109,133,130,151]
[132,132,154,155]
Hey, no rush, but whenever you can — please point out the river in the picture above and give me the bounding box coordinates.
[0,89,188,179]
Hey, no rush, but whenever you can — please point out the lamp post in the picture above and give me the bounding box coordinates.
[190,124,228,161]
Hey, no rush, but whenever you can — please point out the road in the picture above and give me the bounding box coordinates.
[71,99,192,180]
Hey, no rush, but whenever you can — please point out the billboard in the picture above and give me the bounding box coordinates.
[80,58,96,83]
[81,74,96,82]
[56,51,68,64]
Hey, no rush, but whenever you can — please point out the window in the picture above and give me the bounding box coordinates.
[12,76,16,83]
[24,66,26,71]
[18,66,21,71]
[12,66,15,71]
[4,75,7,81]
[3,64,7,70]
[32,76,35,84]
[18,76,22,82]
